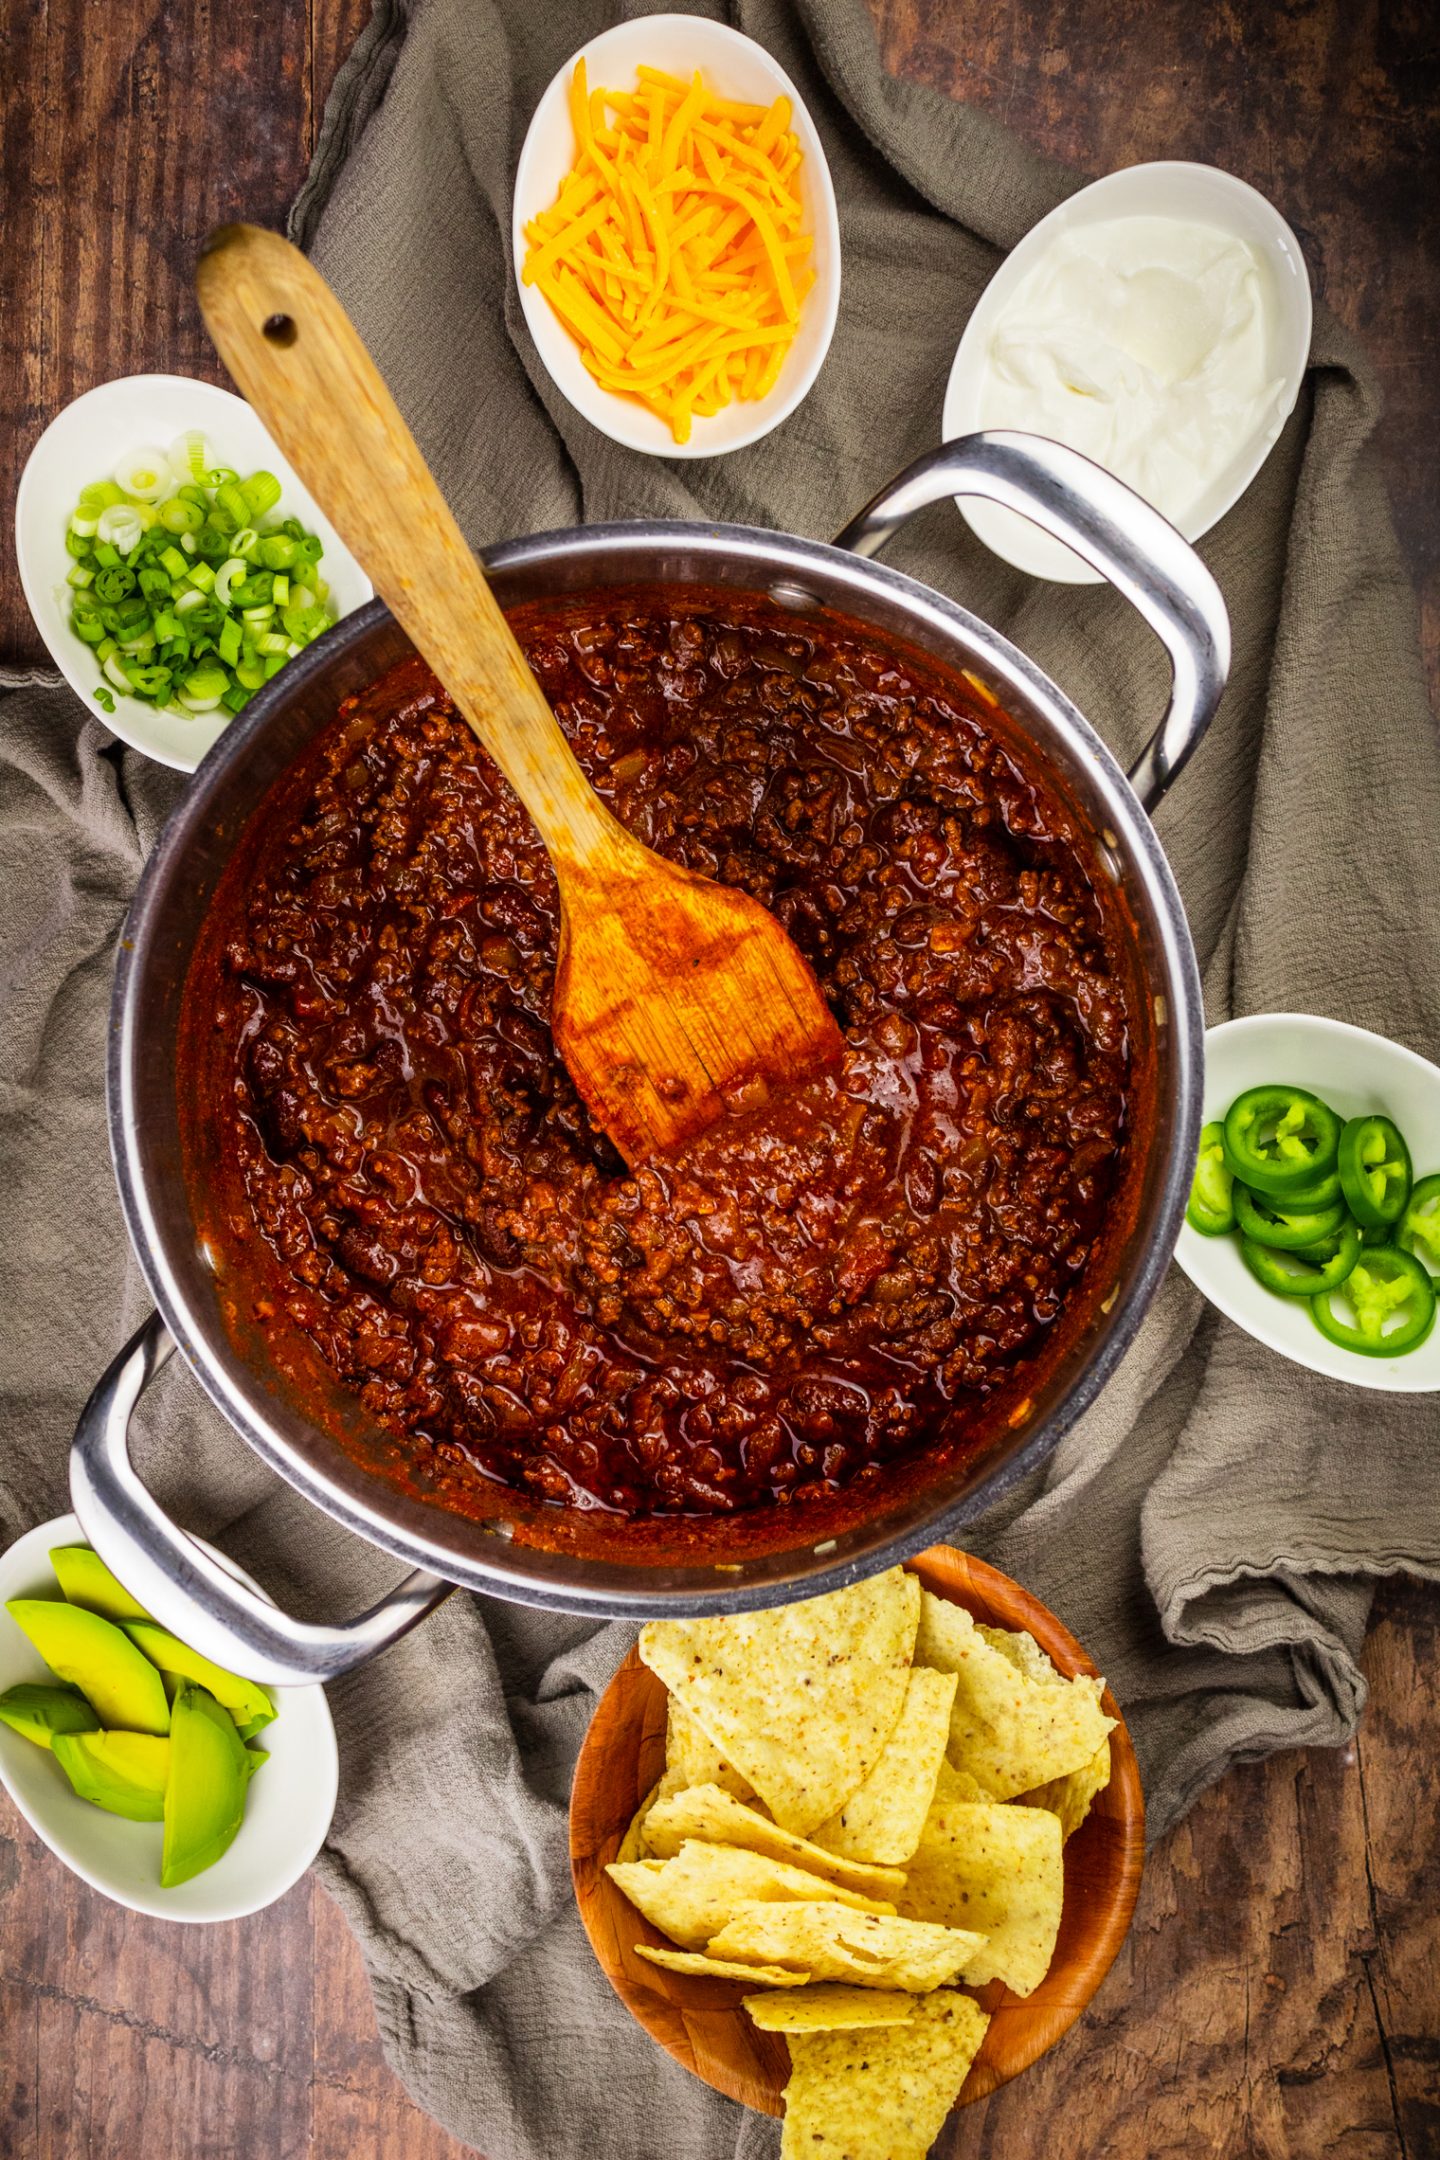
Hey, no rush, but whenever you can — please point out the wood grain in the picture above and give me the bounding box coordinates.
[1,3,1437,2157]
[570,1549,1145,2121]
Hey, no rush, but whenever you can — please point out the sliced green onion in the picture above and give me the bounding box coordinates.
[160,496,204,535]
[96,504,143,551]
[168,432,215,485]
[215,480,251,528]
[240,471,282,518]
[66,450,336,728]
[213,558,248,607]
[94,687,116,713]
[127,664,174,700]
[113,447,171,502]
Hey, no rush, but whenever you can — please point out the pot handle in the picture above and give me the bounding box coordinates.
[70,1313,452,1685]
[832,430,1230,812]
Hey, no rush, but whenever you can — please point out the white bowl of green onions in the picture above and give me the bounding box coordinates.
[17,374,373,772]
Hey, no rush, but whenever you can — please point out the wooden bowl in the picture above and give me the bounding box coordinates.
[570,1546,1144,2117]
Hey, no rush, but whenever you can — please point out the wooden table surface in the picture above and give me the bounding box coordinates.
[2,2,1437,2156]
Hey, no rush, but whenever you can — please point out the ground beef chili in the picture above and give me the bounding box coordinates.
[187,588,1146,1540]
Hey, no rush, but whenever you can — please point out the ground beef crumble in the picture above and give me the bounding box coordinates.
[199,592,1134,1520]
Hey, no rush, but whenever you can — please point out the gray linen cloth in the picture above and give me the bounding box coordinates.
[4,1,1439,2153]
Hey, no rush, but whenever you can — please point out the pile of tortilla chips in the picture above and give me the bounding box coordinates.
[606,1565,1116,2159]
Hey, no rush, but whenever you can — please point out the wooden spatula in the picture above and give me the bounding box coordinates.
[197,226,841,1168]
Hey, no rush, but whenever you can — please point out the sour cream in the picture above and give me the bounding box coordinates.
[973,214,1284,530]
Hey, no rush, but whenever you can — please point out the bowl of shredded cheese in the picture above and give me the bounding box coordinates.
[512,16,841,457]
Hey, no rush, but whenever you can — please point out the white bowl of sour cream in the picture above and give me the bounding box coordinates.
[944,162,1313,582]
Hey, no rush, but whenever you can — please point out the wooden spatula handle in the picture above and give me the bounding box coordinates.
[196,224,617,862]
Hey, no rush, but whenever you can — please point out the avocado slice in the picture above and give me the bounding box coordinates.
[5,1600,170,1734]
[53,1731,170,1820]
[0,1681,101,1749]
[49,1546,152,1624]
[123,1622,275,1739]
[161,1686,248,1888]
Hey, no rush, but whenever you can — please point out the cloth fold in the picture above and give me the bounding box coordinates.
[3,2,1439,2154]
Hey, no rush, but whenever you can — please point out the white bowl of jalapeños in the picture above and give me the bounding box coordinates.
[1175,1013,1440,1391]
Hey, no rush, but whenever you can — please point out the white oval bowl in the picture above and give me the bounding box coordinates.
[512,15,841,459]
[0,1512,338,1922]
[16,375,374,772]
[1175,1014,1440,1393]
[943,162,1313,582]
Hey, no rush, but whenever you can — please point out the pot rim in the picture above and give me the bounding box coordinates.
[106,516,1203,1616]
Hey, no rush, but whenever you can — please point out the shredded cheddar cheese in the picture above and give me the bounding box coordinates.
[522,61,815,444]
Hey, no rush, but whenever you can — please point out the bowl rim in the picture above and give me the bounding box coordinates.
[569,1545,1145,2117]
[14,371,374,772]
[511,14,842,458]
[942,159,1314,583]
[1174,1011,1440,1392]
[0,1510,338,1921]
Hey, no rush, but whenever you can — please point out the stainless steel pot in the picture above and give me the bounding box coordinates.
[70,433,1227,1679]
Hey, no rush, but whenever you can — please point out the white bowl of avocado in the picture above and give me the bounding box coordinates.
[0,1513,337,1921]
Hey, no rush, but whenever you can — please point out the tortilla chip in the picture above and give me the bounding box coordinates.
[977,1621,1062,1686]
[812,1666,957,1865]
[1020,1738,1112,1841]
[665,1698,755,1802]
[743,1985,916,2032]
[779,1991,989,2160]
[639,1569,921,1836]
[641,1784,906,1899]
[607,1841,893,1949]
[615,1780,662,1865]
[898,1800,1063,1997]
[707,1901,985,1992]
[931,1758,992,1806]
[636,1945,811,1986]
[914,1591,1114,1799]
